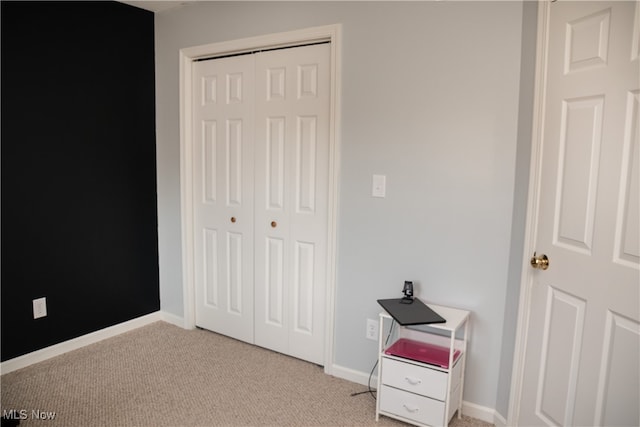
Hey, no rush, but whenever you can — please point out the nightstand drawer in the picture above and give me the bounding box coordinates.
[381,357,447,400]
[379,385,445,426]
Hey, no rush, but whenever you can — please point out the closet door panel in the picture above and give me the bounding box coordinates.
[193,55,255,343]
[254,44,330,365]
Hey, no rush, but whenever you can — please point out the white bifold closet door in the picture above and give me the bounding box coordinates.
[193,53,255,345]
[192,43,330,365]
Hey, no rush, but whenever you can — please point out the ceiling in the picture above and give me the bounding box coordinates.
[119,1,190,13]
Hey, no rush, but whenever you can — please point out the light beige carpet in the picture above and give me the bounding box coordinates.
[1,322,493,427]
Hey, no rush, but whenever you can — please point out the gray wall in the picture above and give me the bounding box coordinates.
[1,0,159,362]
[154,1,533,416]
[495,0,538,417]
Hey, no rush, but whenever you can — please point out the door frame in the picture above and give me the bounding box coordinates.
[178,24,342,375]
[508,2,550,424]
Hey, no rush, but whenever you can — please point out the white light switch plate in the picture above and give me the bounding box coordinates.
[372,174,386,198]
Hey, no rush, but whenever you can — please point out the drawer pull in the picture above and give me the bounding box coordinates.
[404,376,422,386]
[403,404,420,413]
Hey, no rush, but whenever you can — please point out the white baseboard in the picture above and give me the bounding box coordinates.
[492,409,508,426]
[462,400,505,425]
[159,311,186,328]
[330,363,378,388]
[331,363,500,425]
[0,311,170,374]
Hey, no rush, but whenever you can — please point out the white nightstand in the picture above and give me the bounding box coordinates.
[375,302,470,427]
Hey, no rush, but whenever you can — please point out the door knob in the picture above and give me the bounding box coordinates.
[231,217,236,223]
[530,252,549,270]
[271,221,277,228]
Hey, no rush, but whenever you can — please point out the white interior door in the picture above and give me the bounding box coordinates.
[253,44,330,365]
[191,43,330,365]
[192,55,255,344]
[516,2,639,426]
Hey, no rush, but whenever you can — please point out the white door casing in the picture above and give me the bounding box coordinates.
[179,25,341,372]
[510,2,639,426]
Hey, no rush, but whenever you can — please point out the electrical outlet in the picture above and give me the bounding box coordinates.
[366,318,378,340]
[33,297,47,319]
[372,174,386,198]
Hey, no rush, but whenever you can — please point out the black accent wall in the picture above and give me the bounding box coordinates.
[1,1,159,361]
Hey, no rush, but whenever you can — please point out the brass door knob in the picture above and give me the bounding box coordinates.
[530,252,549,270]
[271,221,277,228]
[231,217,236,223]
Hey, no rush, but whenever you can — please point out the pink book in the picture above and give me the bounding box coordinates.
[385,338,461,368]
